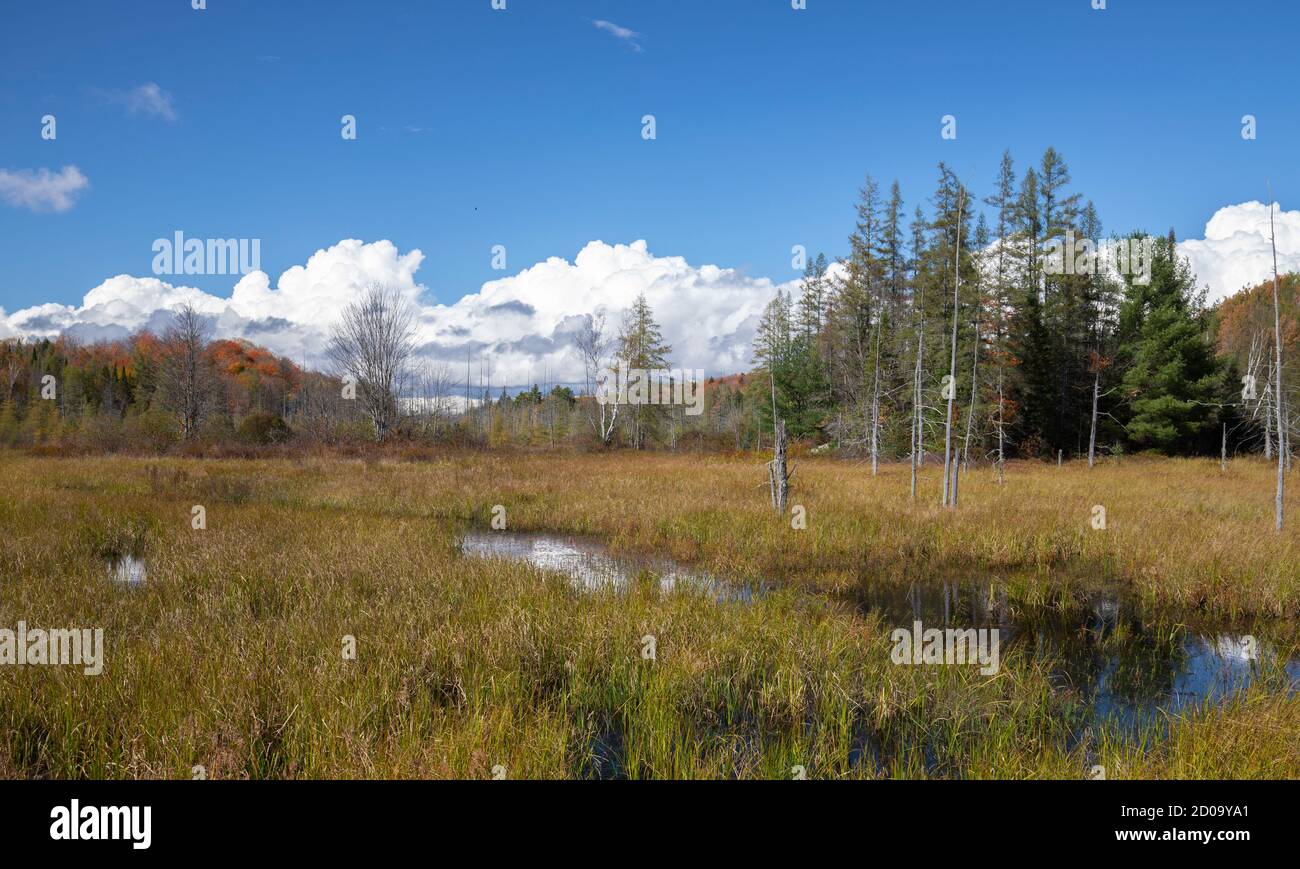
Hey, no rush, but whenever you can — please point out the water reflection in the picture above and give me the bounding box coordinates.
[463,530,1298,733]
[461,531,758,604]
[851,577,1300,730]
[108,554,146,585]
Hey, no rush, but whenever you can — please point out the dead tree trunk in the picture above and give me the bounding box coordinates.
[1269,197,1286,531]
[949,403,961,508]
[768,419,790,514]
[996,371,1005,485]
[870,319,882,477]
[911,294,926,502]
[1279,392,1289,476]
[1088,370,1100,469]
[911,336,923,500]
[942,187,964,509]
[1221,422,1228,474]
[1264,367,1274,460]
[962,336,978,474]
[962,291,980,475]
[870,384,880,477]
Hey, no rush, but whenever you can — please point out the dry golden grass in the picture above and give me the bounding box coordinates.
[232,449,1297,616]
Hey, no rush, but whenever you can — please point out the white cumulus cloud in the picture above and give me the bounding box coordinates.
[1,239,794,387]
[0,165,90,213]
[1178,201,1300,304]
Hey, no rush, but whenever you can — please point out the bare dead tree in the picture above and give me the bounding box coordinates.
[1263,353,1275,460]
[768,418,790,514]
[1,343,23,402]
[1279,382,1294,472]
[1088,367,1100,469]
[911,254,927,501]
[869,288,883,476]
[942,187,965,509]
[1268,197,1285,531]
[911,340,924,499]
[157,303,219,440]
[1086,352,1114,468]
[327,283,417,441]
[410,358,455,436]
[961,300,980,474]
[575,313,619,446]
[996,373,1006,484]
[294,371,349,442]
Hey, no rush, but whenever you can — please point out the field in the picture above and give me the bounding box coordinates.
[1,450,1297,779]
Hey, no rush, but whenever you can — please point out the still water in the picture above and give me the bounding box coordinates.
[108,554,147,585]
[462,530,1299,734]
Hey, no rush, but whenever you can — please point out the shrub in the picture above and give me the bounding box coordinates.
[237,412,291,445]
[123,406,180,453]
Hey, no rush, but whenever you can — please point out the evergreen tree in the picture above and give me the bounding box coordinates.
[984,151,1018,475]
[1116,234,1224,453]
[617,292,672,449]
[754,290,830,439]
[796,253,830,338]
[827,175,884,444]
[1008,163,1055,453]
[880,181,907,317]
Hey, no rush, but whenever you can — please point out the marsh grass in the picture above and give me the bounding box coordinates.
[0,451,1295,778]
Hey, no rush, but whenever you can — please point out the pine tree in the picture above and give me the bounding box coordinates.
[828,175,883,450]
[755,290,829,438]
[1008,164,1055,454]
[984,150,1018,479]
[796,253,830,338]
[754,290,793,376]
[880,181,907,318]
[1116,234,1223,453]
[617,292,672,449]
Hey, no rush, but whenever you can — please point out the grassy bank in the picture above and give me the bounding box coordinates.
[0,451,1296,778]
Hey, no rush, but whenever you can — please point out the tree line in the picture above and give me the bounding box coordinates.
[757,149,1297,468]
[1,148,1295,461]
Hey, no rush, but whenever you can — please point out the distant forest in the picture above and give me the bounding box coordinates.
[2,148,1297,459]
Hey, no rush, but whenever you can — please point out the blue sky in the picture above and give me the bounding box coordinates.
[1,0,1297,382]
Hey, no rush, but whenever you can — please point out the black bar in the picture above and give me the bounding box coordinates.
[0,779,1281,856]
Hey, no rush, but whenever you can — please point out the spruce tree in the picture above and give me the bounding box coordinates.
[1116,234,1223,453]
[617,292,672,449]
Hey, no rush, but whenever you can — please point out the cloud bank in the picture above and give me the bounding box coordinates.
[5,201,1295,380]
[1177,201,1300,304]
[0,239,793,387]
